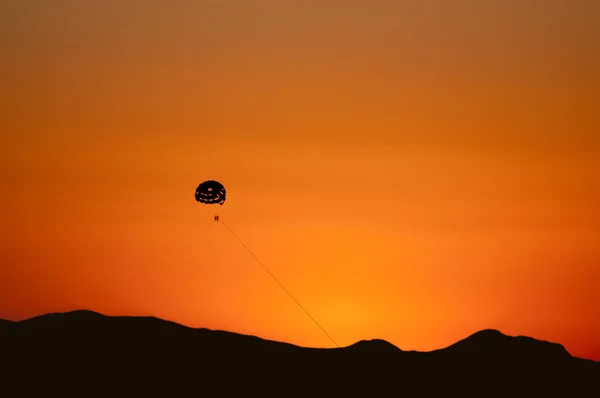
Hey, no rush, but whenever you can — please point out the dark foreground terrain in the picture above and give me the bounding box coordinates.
[1,310,598,396]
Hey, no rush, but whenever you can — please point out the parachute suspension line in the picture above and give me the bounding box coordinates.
[219,219,340,348]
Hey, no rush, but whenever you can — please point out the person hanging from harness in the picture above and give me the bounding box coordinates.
[214,215,219,222]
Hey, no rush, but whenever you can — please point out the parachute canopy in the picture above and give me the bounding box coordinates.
[195,180,226,205]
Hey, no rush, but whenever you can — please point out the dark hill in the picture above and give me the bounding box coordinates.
[1,310,598,396]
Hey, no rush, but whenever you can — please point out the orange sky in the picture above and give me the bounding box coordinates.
[1,1,599,360]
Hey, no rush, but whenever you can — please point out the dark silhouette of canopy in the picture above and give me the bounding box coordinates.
[195,180,226,205]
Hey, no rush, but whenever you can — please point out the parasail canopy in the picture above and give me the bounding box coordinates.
[194,180,226,205]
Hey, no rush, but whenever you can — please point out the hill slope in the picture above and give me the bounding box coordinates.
[1,310,598,396]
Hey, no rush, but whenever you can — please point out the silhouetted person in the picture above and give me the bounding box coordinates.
[214,215,219,222]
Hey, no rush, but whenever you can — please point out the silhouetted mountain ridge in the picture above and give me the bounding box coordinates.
[346,338,403,353]
[0,318,14,332]
[442,328,572,360]
[1,310,598,396]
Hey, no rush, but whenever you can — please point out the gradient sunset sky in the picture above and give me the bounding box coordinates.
[1,1,599,360]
